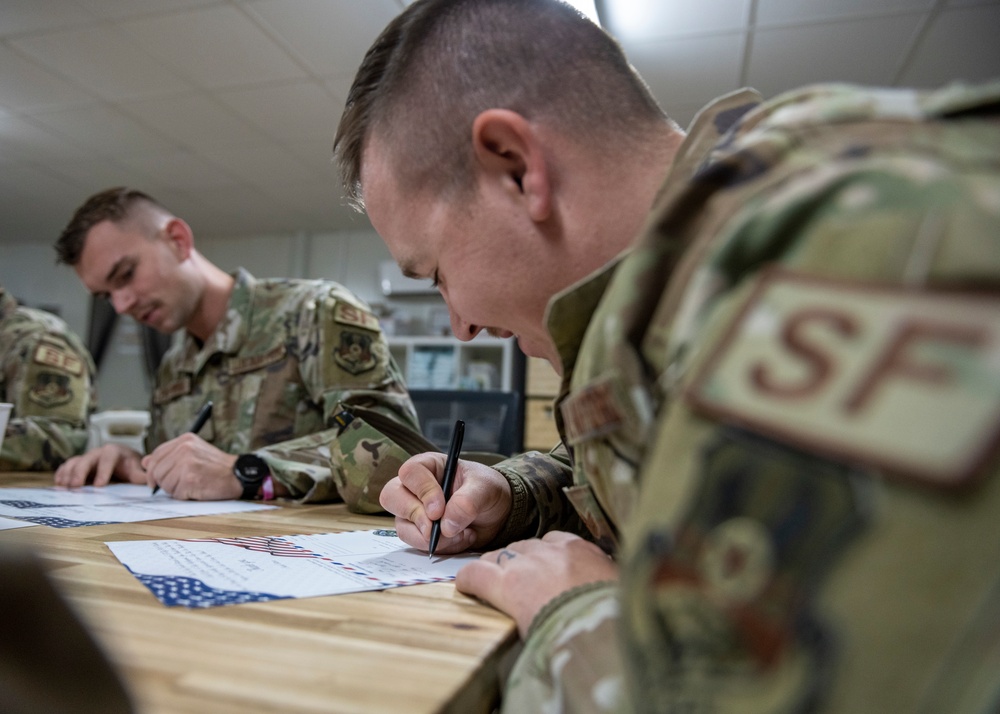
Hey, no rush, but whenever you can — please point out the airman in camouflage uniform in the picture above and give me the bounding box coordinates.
[501,80,1000,713]
[338,0,1000,711]
[0,285,96,471]
[151,268,424,507]
[53,187,427,510]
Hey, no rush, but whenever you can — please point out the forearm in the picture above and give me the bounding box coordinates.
[0,418,88,471]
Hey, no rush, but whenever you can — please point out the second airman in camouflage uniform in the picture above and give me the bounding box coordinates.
[53,187,427,510]
[151,268,425,508]
[0,285,97,472]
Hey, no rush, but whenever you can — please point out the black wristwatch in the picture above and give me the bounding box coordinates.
[232,453,270,500]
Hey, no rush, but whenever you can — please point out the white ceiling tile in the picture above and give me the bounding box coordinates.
[201,142,322,187]
[119,5,308,88]
[262,180,363,229]
[899,5,1000,86]
[245,0,403,76]
[74,0,219,21]
[119,92,271,148]
[756,0,935,26]
[217,80,341,141]
[747,15,924,98]
[43,158,149,193]
[602,0,749,40]
[285,138,342,179]
[0,46,94,111]
[29,104,178,157]
[182,184,315,238]
[0,0,95,37]
[621,33,745,108]
[115,149,241,190]
[0,110,97,163]
[10,25,191,100]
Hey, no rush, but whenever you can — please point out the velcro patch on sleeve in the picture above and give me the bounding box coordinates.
[32,341,83,376]
[333,301,381,332]
[687,269,1000,489]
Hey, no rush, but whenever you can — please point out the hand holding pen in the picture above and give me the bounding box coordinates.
[428,419,465,559]
[151,400,213,495]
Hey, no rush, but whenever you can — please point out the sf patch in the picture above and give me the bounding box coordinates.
[32,341,83,376]
[27,371,74,408]
[688,268,1000,489]
[333,330,377,375]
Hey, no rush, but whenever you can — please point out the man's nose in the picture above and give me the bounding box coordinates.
[110,289,135,314]
[450,312,482,342]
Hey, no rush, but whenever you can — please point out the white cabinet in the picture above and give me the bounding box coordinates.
[388,335,518,391]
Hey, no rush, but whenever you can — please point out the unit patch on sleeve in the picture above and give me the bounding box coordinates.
[27,371,73,408]
[333,331,377,375]
[687,269,1000,488]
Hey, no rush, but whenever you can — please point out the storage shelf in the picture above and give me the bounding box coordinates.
[388,335,518,392]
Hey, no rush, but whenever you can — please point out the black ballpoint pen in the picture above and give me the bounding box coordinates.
[151,400,213,495]
[428,419,464,559]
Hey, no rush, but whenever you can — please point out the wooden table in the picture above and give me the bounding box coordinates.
[0,473,517,714]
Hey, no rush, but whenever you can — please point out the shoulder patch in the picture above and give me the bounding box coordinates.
[333,301,381,332]
[687,269,1000,489]
[333,330,377,375]
[32,341,83,376]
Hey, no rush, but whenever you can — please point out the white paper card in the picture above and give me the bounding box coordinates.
[0,484,275,528]
[107,529,479,607]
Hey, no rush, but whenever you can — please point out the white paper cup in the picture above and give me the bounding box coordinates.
[0,403,12,454]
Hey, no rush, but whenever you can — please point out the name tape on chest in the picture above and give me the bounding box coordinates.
[32,341,83,376]
[688,269,1000,488]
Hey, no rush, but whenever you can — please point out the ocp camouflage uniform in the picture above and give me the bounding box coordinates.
[498,80,1000,712]
[0,286,96,471]
[151,269,425,509]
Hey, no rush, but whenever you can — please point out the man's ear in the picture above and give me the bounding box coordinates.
[471,109,552,222]
[161,218,194,261]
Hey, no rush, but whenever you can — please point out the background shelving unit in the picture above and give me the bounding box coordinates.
[388,335,519,392]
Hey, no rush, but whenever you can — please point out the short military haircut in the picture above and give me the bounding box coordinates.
[55,187,168,266]
[333,0,666,210]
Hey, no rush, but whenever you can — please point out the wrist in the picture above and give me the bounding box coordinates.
[232,453,270,500]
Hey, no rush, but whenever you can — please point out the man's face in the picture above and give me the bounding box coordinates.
[361,137,560,364]
[74,219,197,335]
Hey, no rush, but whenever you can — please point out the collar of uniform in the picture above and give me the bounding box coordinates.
[545,254,625,385]
[0,288,17,324]
[540,91,762,392]
[176,267,257,373]
[654,87,763,209]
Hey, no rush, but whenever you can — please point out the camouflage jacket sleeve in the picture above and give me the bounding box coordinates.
[486,443,588,547]
[0,322,96,471]
[501,582,624,714]
[256,289,423,509]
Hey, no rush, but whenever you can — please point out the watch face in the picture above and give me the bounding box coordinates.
[234,455,268,499]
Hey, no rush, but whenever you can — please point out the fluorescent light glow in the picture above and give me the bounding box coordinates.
[565,0,601,25]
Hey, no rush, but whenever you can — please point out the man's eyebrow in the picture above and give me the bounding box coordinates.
[105,256,131,284]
